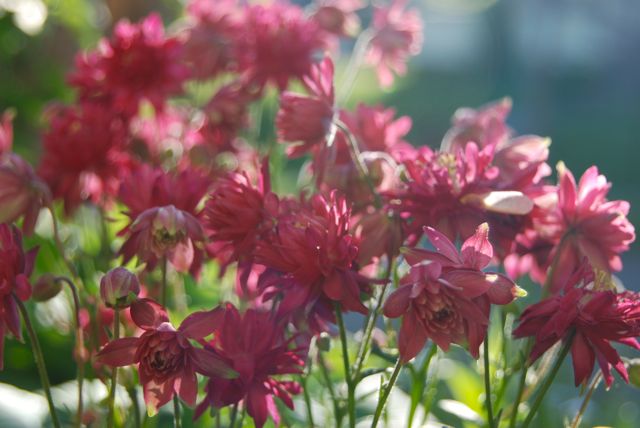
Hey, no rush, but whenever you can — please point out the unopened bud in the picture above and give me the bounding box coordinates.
[317,332,332,352]
[32,274,62,302]
[100,267,140,309]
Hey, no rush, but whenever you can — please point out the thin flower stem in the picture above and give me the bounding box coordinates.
[47,205,78,280]
[301,373,315,427]
[107,308,121,428]
[14,296,61,428]
[161,257,168,307]
[570,373,602,428]
[56,277,85,428]
[229,403,239,428]
[338,29,373,106]
[507,340,534,428]
[173,395,182,428]
[408,343,437,428]
[483,337,496,428]
[317,350,341,425]
[127,387,141,428]
[371,358,403,428]
[334,303,356,428]
[521,333,574,428]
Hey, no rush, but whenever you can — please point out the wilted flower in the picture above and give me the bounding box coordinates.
[97,299,236,415]
[0,154,50,235]
[195,304,305,428]
[384,224,521,361]
[100,267,140,309]
[366,0,423,87]
[0,224,38,369]
[513,286,640,387]
[119,205,205,272]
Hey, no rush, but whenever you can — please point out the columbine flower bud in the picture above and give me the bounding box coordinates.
[32,273,62,302]
[100,267,140,309]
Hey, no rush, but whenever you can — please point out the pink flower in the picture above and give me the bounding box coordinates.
[39,103,132,214]
[0,154,51,236]
[384,224,521,361]
[100,267,140,309]
[0,110,14,155]
[69,13,189,115]
[194,304,305,428]
[544,164,635,293]
[96,299,236,415]
[513,286,640,387]
[276,57,335,157]
[366,0,423,87]
[0,224,38,369]
[352,207,404,266]
[119,205,205,273]
[310,0,364,37]
[236,3,327,90]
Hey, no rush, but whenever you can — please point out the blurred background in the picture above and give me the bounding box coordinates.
[0,0,639,426]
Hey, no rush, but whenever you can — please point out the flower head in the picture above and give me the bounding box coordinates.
[0,224,38,369]
[195,304,305,428]
[384,224,521,361]
[97,299,236,414]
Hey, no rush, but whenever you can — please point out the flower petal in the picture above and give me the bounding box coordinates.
[571,332,595,386]
[460,223,493,269]
[423,226,461,263]
[179,306,225,339]
[383,285,412,318]
[398,311,428,363]
[130,298,169,330]
[96,337,139,367]
[191,347,238,379]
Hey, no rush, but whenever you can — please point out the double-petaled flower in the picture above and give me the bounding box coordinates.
[384,223,521,361]
[96,299,236,415]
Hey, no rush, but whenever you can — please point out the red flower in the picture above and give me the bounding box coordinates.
[69,13,189,115]
[543,164,635,292]
[513,285,640,387]
[366,0,423,87]
[0,154,51,235]
[39,103,132,214]
[0,224,38,369]
[194,304,305,428]
[384,224,521,361]
[97,299,236,415]
[276,57,335,157]
[236,3,327,90]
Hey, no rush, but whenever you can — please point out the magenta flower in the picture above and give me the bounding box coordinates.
[366,0,423,87]
[0,224,38,369]
[384,223,521,361]
[96,299,236,415]
[195,304,305,428]
[513,285,640,387]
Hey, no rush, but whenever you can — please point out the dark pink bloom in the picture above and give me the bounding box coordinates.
[255,191,371,316]
[384,224,520,361]
[0,154,51,235]
[0,110,14,156]
[366,0,423,87]
[100,267,140,309]
[119,205,205,273]
[0,224,37,369]
[513,286,640,387]
[276,57,335,157]
[352,207,404,266]
[543,165,635,292]
[97,299,236,414]
[195,304,305,428]
[310,0,363,37]
[69,13,189,115]
[39,103,132,214]
[236,3,327,90]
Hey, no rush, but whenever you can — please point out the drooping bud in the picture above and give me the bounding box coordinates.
[100,267,140,309]
[32,274,63,302]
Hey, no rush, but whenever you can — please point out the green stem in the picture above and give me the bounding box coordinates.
[318,351,341,426]
[484,337,496,428]
[48,205,78,280]
[569,373,601,428]
[107,308,121,428]
[338,29,373,105]
[508,340,533,428]
[173,395,182,428]
[301,373,315,427]
[128,387,141,428]
[521,334,574,428]
[161,257,168,307]
[15,296,61,428]
[229,403,239,428]
[335,303,355,428]
[371,358,403,428]
[408,343,437,428]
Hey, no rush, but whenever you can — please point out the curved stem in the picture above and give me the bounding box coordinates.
[338,29,373,105]
[507,339,533,428]
[173,395,182,428]
[334,303,355,428]
[318,350,341,425]
[47,205,78,280]
[301,372,315,427]
[14,296,61,428]
[484,337,496,428]
[521,333,574,428]
[569,373,602,428]
[107,308,121,428]
[371,358,403,428]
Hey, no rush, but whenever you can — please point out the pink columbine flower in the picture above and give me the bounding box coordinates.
[0,224,38,369]
[276,57,335,158]
[0,154,51,236]
[366,0,423,87]
[96,299,236,415]
[543,164,635,293]
[69,13,189,115]
[194,304,305,428]
[384,223,521,361]
[513,284,640,387]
